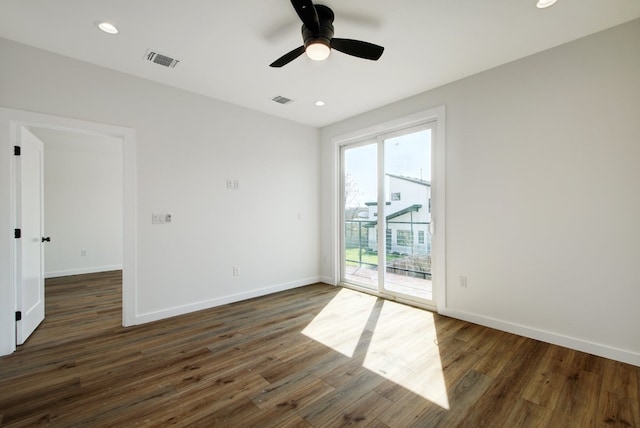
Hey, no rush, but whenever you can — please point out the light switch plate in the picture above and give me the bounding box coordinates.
[152,213,172,224]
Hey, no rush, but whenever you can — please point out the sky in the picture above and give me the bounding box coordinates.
[344,129,431,207]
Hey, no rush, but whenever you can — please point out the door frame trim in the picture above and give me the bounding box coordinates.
[0,107,137,356]
[331,106,446,312]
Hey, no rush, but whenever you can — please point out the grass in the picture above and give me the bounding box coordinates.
[345,248,402,267]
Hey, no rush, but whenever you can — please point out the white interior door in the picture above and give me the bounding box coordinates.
[15,127,46,345]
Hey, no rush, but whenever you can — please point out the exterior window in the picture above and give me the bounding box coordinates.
[397,230,413,246]
[418,231,425,244]
[391,192,401,201]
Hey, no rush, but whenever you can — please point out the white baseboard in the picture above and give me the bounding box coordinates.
[133,276,322,325]
[440,308,640,367]
[45,265,123,279]
[319,276,336,285]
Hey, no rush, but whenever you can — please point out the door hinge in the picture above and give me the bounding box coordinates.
[15,311,22,321]
[14,228,21,239]
[14,146,21,156]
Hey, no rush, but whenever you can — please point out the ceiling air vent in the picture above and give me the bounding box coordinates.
[271,95,293,105]
[144,49,180,69]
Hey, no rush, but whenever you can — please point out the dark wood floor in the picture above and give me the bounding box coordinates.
[0,272,638,427]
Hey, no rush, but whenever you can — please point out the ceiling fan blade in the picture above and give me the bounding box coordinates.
[331,38,384,61]
[290,0,320,33]
[270,45,306,68]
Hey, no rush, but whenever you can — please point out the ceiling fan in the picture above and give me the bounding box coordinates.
[270,0,384,68]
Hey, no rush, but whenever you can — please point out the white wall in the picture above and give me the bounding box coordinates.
[321,20,640,365]
[31,128,123,277]
[0,37,320,354]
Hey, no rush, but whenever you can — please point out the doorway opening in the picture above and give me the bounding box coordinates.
[1,107,137,355]
[31,127,124,280]
[14,126,124,345]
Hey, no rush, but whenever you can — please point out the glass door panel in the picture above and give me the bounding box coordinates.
[342,142,378,290]
[382,129,433,300]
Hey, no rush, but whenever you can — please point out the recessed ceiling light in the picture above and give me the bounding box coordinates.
[96,21,119,35]
[314,101,326,107]
[536,0,558,8]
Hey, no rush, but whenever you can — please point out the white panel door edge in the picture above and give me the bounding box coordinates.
[15,126,46,345]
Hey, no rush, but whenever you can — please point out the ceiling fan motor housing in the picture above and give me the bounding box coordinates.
[302,23,333,48]
[302,4,335,48]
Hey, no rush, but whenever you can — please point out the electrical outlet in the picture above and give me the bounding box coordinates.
[226,179,234,190]
[460,276,468,288]
[233,266,239,276]
[81,250,87,257]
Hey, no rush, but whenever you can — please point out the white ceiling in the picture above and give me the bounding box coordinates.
[1,0,639,127]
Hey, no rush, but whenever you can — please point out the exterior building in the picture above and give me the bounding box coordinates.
[365,174,431,255]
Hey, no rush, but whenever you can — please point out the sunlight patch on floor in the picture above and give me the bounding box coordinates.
[302,288,378,358]
[302,288,449,409]
[363,300,450,409]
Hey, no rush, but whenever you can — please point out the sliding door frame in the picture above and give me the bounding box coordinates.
[332,106,446,312]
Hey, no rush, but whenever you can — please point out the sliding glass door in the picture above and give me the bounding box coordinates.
[381,128,432,300]
[342,141,379,290]
[341,123,435,304]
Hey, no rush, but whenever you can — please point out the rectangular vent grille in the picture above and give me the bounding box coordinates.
[271,95,293,105]
[145,49,180,69]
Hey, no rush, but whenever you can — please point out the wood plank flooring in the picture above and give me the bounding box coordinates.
[1,271,639,427]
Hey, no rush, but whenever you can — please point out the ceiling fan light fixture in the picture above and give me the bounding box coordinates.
[536,0,558,8]
[269,2,384,68]
[306,41,331,61]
